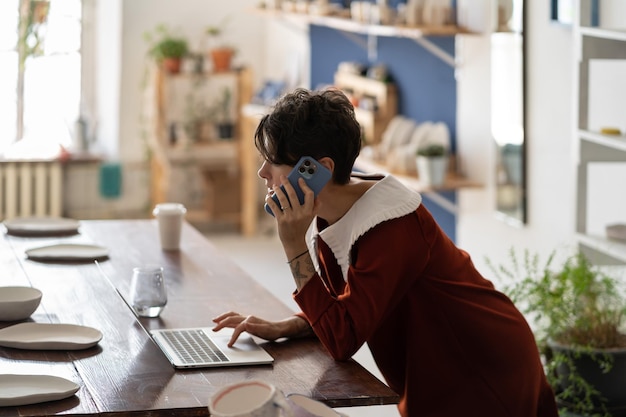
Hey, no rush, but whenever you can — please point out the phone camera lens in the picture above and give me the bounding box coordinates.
[304,160,311,166]
[299,167,306,173]
[308,168,315,175]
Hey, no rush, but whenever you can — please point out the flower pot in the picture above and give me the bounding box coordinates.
[161,58,182,74]
[416,155,448,187]
[210,48,234,73]
[549,341,626,416]
[217,122,234,140]
[32,1,50,24]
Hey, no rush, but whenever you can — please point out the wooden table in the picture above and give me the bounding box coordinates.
[0,220,399,416]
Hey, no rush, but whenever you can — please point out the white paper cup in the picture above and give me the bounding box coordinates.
[153,203,186,251]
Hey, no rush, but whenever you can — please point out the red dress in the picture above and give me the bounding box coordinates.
[293,175,558,417]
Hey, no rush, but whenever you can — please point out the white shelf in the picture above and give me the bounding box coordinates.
[579,26,626,42]
[579,130,626,153]
[577,233,626,264]
[574,4,626,266]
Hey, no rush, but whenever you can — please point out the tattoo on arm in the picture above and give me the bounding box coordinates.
[290,254,316,290]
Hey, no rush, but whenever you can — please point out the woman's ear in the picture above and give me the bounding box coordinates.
[318,157,334,174]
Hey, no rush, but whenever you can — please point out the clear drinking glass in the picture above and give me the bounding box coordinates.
[129,266,167,318]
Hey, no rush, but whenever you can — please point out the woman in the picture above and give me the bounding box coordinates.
[213,88,558,417]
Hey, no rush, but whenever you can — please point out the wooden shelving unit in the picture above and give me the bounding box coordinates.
[148,67,255,231]
[334,71,397,145]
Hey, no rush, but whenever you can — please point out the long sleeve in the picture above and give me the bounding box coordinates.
[294,210,430,360]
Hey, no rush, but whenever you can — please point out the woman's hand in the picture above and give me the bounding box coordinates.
[212,311,312,347]
[267,176,318,261]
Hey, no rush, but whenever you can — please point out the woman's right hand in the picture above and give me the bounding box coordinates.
[212,311,311,347]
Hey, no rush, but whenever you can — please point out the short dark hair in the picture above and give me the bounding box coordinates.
[254,88,362,184]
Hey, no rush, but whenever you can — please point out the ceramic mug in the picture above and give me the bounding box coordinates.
[208,380,294,417]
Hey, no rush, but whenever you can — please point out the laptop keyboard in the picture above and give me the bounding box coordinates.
[161,329,229,364]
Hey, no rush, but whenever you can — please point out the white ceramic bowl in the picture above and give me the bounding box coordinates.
[0,286,43,321]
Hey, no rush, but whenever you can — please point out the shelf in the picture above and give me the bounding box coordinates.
[575,3,626,266]
[166,142,238,167]
[253,8,467,67]
[148,67,255,233]
[579,130,626,153]
[579,26,626,42]
[334,71,397,144]
[354,155,479,193]
[255,8,468,38]
[577,233,626,265]
[355,156,479,215]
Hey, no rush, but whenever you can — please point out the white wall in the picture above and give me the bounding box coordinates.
[117,0,264,163]
[87,1,583,273]
[457,1,577,280]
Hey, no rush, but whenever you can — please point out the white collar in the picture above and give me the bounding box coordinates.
[305,174,422,281]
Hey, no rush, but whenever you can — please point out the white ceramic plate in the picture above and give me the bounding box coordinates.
[25,243,109,262]
[0,287,42,322]
[0,323,102,350]
[0,374,79,406]
[3,217,80,236]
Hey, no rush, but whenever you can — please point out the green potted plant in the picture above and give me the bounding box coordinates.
[213,87,235,139]
[205,18,236,72]
[415,143,448,187]
[144,24,189,74]
[488,248,626,416]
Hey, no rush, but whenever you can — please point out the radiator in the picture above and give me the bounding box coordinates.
[0,161,63,220]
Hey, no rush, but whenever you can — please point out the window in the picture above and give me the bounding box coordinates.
[0,0,82,158]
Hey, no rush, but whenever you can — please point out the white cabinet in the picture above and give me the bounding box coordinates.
[575,0,626,264]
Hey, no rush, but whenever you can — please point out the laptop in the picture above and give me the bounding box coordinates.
[95,261,274,369]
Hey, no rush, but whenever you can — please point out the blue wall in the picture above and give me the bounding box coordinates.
[309,25,458,240]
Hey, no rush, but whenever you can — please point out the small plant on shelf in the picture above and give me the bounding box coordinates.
[213,87,234,139]
[144,24,189,74]
[415,143,448,187]
[416,143,447,157]
[205,17,236,72]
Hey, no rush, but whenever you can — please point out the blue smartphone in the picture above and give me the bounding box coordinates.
[264,156,332,217]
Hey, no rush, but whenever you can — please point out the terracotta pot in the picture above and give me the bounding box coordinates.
[32,1,50,24]
[161,58,182,74]
[210,48,234,72]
